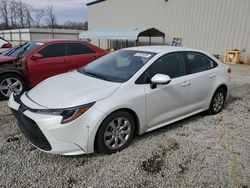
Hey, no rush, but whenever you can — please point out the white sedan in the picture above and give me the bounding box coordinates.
[8,46,231,155]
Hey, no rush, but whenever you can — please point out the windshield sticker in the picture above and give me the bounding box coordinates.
[36,42,44,45]
[134,53,152,58]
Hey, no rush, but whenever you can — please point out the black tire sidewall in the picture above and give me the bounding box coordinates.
[95,111,135,154]
[0,73,27,100]
[209,88,225,115]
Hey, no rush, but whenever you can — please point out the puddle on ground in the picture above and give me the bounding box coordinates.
[141,154,164,174]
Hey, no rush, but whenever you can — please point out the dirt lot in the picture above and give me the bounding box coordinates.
[0,64,249,188]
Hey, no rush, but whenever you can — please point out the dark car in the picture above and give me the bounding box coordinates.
[0,40,108,99]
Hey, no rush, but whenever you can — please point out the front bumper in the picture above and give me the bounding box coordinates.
[11,108,52,151]
[8,93,106,155]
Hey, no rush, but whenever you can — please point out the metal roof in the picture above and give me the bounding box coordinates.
[86,0,106,6]
[79,27,165,40]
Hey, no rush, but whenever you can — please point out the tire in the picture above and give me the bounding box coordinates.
[95,111,135,154]
[208,88,226,115]
[0,73,27,100]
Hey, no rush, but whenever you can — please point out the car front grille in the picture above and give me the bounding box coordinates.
[12,108,52,151]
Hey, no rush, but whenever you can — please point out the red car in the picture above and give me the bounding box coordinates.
[0,37,12,53]
[0,40,107,99]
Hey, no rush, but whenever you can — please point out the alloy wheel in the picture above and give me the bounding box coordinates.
[104,117,132,150]
[0,77,23,97]
[213,92,224,113]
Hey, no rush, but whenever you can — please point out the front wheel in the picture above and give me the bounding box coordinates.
[95,111,135,154]
[208,88,226,115]
[0,73,27,100]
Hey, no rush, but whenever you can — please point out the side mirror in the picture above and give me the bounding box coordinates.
[150,74,171,89]
[2,43,12,48]
[31,53,43,60]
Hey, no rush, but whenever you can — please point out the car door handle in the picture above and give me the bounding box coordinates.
[182,81,191,87]
[209,73,216,78]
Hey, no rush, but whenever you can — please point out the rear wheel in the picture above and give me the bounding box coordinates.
[0,73,27,100]
[95,111,135,154]
[208,88,226,115]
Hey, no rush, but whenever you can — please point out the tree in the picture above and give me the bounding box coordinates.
[23,4,33,28]
[45,5,57,28]
[0,0,86,30]
[0,0,9,29]
[83,21,88,30]
[17,1,26,28]
[63,21,88,30]
[9,0,19,28]
[34,8,45,28]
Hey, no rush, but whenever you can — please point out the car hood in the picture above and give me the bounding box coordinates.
[27,71,121,109]
[0,55,18,63]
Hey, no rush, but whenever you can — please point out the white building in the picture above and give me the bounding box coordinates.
[86,0,250,63]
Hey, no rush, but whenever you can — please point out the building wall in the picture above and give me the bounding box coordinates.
[0,29,31,46]
[30,28,82,41]
[0,28,82,47]
[88,0,250,63]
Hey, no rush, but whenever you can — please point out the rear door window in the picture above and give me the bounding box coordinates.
[185,52,217,74]
[67,43,95,56]
[39,43,66,58]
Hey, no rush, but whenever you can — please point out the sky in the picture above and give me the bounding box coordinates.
[19,0,92,24]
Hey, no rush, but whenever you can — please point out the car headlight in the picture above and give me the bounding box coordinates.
[36,102,95,124]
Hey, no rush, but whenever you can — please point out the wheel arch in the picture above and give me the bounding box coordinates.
[99,108,141,134]
[208,83,228,115]
[114,108,141,135]
[215,84,228,98]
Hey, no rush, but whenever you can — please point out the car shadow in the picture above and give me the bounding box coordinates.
[133,111,207,143]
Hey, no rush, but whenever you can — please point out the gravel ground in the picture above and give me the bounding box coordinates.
[0,64,249,188]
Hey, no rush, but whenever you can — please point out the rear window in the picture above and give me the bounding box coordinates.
[186,52,217,74]
[67,43,95,55]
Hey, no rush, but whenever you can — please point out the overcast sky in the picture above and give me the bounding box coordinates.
[19,0,91,24]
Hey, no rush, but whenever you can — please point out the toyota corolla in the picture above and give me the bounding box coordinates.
[8,46,231,155]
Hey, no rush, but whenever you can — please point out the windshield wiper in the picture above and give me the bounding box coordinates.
[4,43,27,56]
[17,43,30,57]
[81,70,111,81]
[4,48,15,56]
[83,70,102,78]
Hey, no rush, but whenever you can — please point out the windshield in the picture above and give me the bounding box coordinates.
[3,42,42,58]
[78,50,156,83]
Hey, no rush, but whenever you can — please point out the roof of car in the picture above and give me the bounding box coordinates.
[126,46,204,54]
[32,39,88,44]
